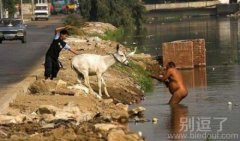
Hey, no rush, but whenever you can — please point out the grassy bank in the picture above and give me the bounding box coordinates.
[114,61,153,93]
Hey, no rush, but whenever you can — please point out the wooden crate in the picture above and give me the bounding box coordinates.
[191,39,206,67]
[162,40,194,69]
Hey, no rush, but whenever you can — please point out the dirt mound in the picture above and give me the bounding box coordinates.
[0,22,161,141]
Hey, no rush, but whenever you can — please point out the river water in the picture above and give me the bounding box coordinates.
[123,17,240,141]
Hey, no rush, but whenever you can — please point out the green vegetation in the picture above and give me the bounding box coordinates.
[63,14,85,27]
[2,0,17,18]
[64,14,82,27]
[64,14,126,40]
[114,61,153,92]
[63,14,86,36]
[101,28,125,41]
[78,0,146,30]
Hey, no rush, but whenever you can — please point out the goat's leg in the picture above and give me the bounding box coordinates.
[101,77,110,97]
[97,73,102,98]
[82,72,94,95]
[77,73,83,84]
[85,75,101,99]
[85,76,93,93]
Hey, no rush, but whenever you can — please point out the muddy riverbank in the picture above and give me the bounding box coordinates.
[0,22,162,140]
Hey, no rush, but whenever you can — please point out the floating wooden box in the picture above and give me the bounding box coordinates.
[191,39,206,67]
[162,40,194,69]
[162,39,206,69]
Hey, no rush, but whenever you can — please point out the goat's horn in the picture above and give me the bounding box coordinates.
[127,47,137,57]
[116,44,120,51]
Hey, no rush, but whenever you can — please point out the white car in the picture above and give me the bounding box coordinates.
[32,3,49,21]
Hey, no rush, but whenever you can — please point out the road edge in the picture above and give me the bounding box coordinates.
[0,59,43,114]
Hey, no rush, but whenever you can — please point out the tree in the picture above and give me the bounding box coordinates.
[79,0,146,30]
[2,0,17,18]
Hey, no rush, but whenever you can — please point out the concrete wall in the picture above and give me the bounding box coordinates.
[217,3,239,15]
[144,1,220,11]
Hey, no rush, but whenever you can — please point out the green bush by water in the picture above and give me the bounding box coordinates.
[101,28,125,41]
[114,61,153,93]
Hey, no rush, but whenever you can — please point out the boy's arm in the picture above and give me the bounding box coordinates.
[55,27,65,34]
[55,25,72,34]
[69,48,78,55]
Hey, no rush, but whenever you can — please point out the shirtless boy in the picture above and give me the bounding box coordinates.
[150,62,188,104]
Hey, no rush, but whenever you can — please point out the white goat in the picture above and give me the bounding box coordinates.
[72,45,136,99]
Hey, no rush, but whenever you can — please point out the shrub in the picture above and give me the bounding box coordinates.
[79,0,146,30]
[114,61,153,92]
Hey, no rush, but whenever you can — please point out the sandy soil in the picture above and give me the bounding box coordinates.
[0,22,162,141]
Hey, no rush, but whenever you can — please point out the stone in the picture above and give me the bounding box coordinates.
[130,106,146,115]
[0,114,26,124]
[36,105,60,115]
[103,99,114,105]
[94,123,118,131]
[108,129,142,141]
[152,117,158,124]
[116,103,129,111]
[56,79,67,89]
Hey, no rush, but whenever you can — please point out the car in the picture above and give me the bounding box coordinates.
[32,3,49,21]
[0,18,27,44]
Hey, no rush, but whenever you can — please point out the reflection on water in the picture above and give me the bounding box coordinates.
[120,17,240,66]
[169,104,188,141]
[128,17,240,141]
[181,68,207,89]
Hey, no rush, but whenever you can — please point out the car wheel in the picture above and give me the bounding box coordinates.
[0,40,2,44]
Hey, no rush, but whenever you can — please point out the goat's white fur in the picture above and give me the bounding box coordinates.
[72,46,134,99]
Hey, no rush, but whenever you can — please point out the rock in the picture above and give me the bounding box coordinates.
[117,116,129,124]
[28,79,57,94]
[108,129,125,141]
[0,114,26,124]
[36,105,60,115]
[133,117,150,123]
[63,102,80,114]
[108,129,142,141]
[94,123,119,132]
[152,117,158,124]
[138,131,142,137]
[103,99,114,105]
[75,112,93,123]
[116,103,129,111]
[54,111,75,120]
[0,129,7,137]
[68,84,89,95]
[41,114,55,122]
[41,123,55,129]
[129,106,146,115]
[66,37,87,43]
[52,89,75,96]
[87,36,102,43]
[56,80,67,90]
[82,22,117,36]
